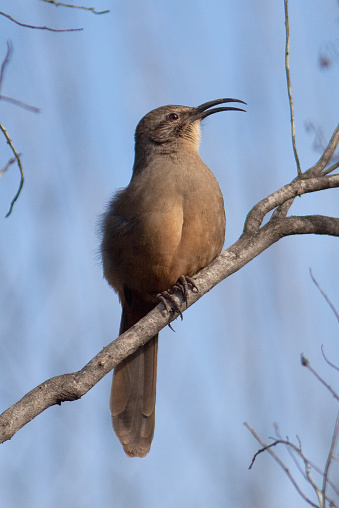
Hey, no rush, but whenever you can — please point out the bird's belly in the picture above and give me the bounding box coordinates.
[123,202,225,293]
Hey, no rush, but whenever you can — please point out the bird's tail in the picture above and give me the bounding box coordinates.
[110,295,158,457]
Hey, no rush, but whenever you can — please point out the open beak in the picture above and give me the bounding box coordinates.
[187,98,246,123]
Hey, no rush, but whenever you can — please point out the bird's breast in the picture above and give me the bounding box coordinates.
[102,154,225,294]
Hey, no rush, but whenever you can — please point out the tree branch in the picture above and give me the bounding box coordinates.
[0,11,82,32]
[244,423,319,507]
[0,42,40,216]
[0,156,16,177]
[1,127,338,442]
[40,0,110,14]
[310,270,339,324]
[308,123,339,175]
[246,423,339,508]
[0,41,36,110]
[284,0,302,175]
[0,123,24,218]
[301,355,339,402]
[322,412,339,506]
[0,40,11,92]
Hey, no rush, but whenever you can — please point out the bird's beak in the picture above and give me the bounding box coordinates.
[186,98,246,124]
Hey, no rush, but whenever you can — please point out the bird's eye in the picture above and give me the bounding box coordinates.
[168,113,179,121]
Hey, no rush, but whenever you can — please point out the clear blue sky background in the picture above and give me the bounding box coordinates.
[1,1,338,507]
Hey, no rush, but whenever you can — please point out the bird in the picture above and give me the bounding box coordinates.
[100,98,246,457]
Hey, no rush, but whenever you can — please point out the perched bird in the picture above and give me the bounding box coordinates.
[100,98,246,457]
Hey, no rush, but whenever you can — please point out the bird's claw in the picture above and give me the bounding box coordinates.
[156,275,199,320]
[173,275,199,304]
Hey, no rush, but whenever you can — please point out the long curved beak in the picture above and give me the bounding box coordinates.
[187,98,246,123]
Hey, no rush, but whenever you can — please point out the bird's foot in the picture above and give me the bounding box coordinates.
[156,275,199,321]
[173,275,199,304]
[157,291,183,319]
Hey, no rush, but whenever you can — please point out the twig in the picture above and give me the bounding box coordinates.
[0,124,24,217]
[0,156,16,177]
[307,124,339,175]
[40,0,110,14]
[244,423,318,507]
[310,269,339,323]
[322,412,339,505]
[284,0,302,175]
[321,345,339,373]
[0,11,83,31]
[248,438,302,470]
[0,42,40,112]
[274,423,339,498]
[274,424,308,482]
[0,41,12,92]
[322,161,339,175]
[0,95,40,113]
[301,354,339,402]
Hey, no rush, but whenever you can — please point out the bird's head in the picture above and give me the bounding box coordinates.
[134,98,246,152]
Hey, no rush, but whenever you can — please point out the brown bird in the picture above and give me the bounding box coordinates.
[100,98,246,457]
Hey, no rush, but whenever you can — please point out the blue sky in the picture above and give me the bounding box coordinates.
[1,1,339,507]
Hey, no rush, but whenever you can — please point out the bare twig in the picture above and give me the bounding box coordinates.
[244,423,318,507]
[322,412,339,505]
[274,424,308,482]
[0,95,40,113]
[323,161,339,175]
[248,438,302,470]
[274,424,339,497]
[247,424,339,507]
[0,42,40,215]
[321,346,339,373]
[0,42,40,112]
[0,11,82,32]
[40,0,110,14]
[246,259,339,507]
[310,269,339,323]
[284,0,302,175]
[0,156,16,177]
[301,354,339,402]
[0,40,12,92]
[0,124,24,217]
[307,124,339,175]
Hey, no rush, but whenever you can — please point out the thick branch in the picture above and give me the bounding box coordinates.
[1,212,338,441]
[243,123,339,233]
[0,120,338,443]
[244,174,339,233]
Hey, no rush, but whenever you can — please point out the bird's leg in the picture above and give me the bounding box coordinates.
[156,275,199,320]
